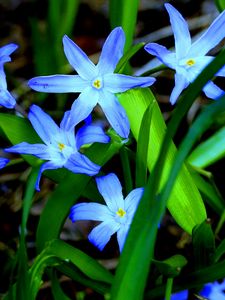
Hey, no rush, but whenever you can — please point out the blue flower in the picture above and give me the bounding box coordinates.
[28,27,156,138]
[70,173,144,252]
[145,3,225,104]
[0,157,10,169]
[5,104,109,191]
[0,43,18,108]
[170,279,225,300]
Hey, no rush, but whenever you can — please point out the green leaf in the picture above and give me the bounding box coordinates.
[118,88,206,233]
[109,0,139,52]
[215,0,225,12]
[153,255,188,278]
[115,42,145,74]
[192,220,215,270]
[146,258,225,299]
[28,239,113,300]
[189,168,225,215]
[188,126,225,168]
[214,238,225,262]
[50,271,71,300]
[111,48,225,300]
[135,103,154,187]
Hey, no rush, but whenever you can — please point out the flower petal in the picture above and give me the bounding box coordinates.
[0,157,9,169]
[117,224,130,252]
[99,91,130,138]
[144,43,176,69]
[28,105,60,144]
[0,43,18,57]
[28,75,88,93]
[97,27,125,74]
[189,9,225,57]
[64,151,100,176]
[95,173,124,212]
[104,73,155,93]
[170,70,189,104]
[76,124,110,149]
[124,187,144,218]
[70,202,113,222]
[215,64,225,77]
[165,3,191,59]
[69,88,99,127]
[0,89,16,108]
[63,35,97,79]
[36,161,60,191]
[88,221,120,251]
[5,142,51,160]
[203,81,225,99]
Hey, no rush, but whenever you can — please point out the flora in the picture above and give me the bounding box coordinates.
[5,104,109,190]
[28,27,156,138]
[1,2,225,300]
[145,3,225,104]
[70,173,143,252]
[0,43,18,108]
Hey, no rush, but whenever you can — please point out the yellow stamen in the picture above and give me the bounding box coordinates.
[186,59,195,66]
[116,208,126,217]
[93,79,101,89]
[58,142,65,151]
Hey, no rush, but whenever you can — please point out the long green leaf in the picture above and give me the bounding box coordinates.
[192,220,215,270]
[188,126,225,168]
[109,0,139,52]
[118,88,206,233]
[28,239,113,299]
[189,168,225,215]
[111,47,225,300]
[135,103,154,187]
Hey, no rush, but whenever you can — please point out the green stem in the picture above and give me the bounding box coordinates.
[140,64,169,76]
[119,146,133,194]
[215,209,225,236]
[165,278,173,300]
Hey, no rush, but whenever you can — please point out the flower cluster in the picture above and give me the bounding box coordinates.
[1,3,225,254]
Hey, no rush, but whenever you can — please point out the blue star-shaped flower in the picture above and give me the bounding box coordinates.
[70,173,144,252]
[0,43,18,108]
[145,3,225,104]
[28,27,156,138]
[5,105,109,191]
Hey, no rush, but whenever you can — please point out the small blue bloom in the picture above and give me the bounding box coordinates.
[5,104,109,191]
[70,173,144,252]
[145,3,225,104]
[0,43,18,108]
[170,279,225,300]
[28,27,156,138]
[0,157,10,169]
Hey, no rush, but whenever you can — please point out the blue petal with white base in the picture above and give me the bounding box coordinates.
[28,27,156,138]
[145,3,225,104]
[70,173,144,252]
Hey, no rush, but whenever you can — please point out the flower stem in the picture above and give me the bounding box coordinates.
[119,145,133,194]
[140,64,169,76]
[215,209,225,236]
[165,277,173,300]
